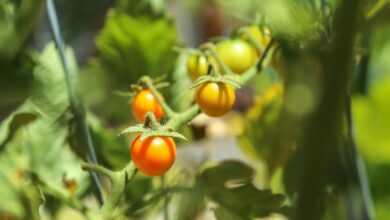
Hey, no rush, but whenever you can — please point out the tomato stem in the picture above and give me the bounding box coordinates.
[202,43,232,76]
[141,76,177,118]
[165,104,200,130]
[81,162,115,180]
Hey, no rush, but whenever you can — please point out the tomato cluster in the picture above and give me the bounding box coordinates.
[187,25,270,117]
[127,25,271,176]
[130,89,176,176]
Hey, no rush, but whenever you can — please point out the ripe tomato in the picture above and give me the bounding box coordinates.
[241,26,271,52]
[196,82,235,117]
[131,89,164,122]
[186,54,208,80]
[130,135,176,176]
[216,39,258,74]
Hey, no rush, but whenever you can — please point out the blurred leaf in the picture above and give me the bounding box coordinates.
[0,0,44,59]
[353,78,390,163]
[89,114,130,169]
[169,53,193,111]
[214,206,246,220]
[0,111,37,150]
[197,160,285,218]
[0,171,24,217]
[117,0,167,17]
[95,9,176,81]
[238,83,284,166]
[83,9,177,123]
[172,186,205,220]
[0,43,88,218]
[198,160,254,186]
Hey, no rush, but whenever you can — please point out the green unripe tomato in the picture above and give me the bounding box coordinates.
[216,39,258,74]
[186,54,208,80]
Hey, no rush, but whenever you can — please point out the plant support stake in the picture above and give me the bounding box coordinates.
[46,0,104,205]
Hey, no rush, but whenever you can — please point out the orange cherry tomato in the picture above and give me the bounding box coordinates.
[131,89,164,122]
[196,82,236,117]
[130,135,176,176]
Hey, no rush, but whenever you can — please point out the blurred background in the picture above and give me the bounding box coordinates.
[1,0,390,219]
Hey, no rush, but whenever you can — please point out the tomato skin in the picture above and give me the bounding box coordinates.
[131,89,164,122]
[186,54,208,80]
[196,82,235,117]
[241,26,271,52]
[216,39,258,74]
[130,135,176,176]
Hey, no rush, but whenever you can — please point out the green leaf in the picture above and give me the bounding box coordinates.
[88,114,130,169]
[140,130,188,141]
[191,76,215,89]
[353,78,390,164]
[214,206,247,220]
[120,125,148,136]
[0,111,37,150]
[0,170,24,217]
[0,43,89,218]
[0,0,44,59]
[198,160,285,219]
[95,9,177,83]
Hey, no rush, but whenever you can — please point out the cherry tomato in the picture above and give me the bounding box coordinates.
[131,89,164,122]
[186,54,208,80]
[130,135,176,176]
[216,39,258,74]
[196,82,235,117]
[241,26,271,52]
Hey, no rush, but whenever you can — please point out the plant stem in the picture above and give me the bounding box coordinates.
[144,112,162,129]
[240,39,275,84]
[81,163,115,180]
[202,43,232,75]
[165,104,200,130]
[141,76,176,117]
[101,162,137,219]
[46,0,103,204]
[161,176,169,220]
[293,0,362,219]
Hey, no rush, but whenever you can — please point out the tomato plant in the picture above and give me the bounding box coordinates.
[0,0,386,220]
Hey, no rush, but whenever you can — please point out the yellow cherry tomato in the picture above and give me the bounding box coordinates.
[186,54,208,80]
[130,135,176,176]
[131,89,164,122]
[242,26,272,52]
[196,82,236,117]
[216,39,258,74]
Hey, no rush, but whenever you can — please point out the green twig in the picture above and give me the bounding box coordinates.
[100,162,137,219]
[201,43,232,75]
[129,187,193,214]
[81,162,115,180]
[240,39,275,84]
[141,76,176,117]
[165,105,200,130]
[161,176,169,220]
[366,0,387,19]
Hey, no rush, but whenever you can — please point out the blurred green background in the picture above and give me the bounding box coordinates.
[0,0,390,219]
